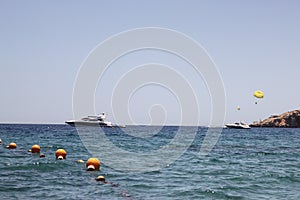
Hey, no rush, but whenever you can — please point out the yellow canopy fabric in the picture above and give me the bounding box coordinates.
[254,90,264,98]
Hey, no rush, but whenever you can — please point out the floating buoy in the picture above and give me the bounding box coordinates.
[40,154,45,158]
[86,158,100,171]
[77,159,84,163]
[0,139,2,144]
[31,144,41,153]
[55,149,67,160]
[6,142,17,149]
[96,175,105,182]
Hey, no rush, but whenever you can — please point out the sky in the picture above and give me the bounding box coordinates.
[0,0,299,125]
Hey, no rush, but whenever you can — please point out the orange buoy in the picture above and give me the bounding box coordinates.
[55,149,67,160]
[31,144,41,153]
[7,142,17,149]
[95,175,105,182]
[86,158,100,171]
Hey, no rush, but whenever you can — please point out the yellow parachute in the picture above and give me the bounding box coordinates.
[253,90,264,104]
[254,90,264,98]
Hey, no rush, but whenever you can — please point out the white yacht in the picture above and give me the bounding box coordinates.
[65,112,113,127]
[225,122,251,129]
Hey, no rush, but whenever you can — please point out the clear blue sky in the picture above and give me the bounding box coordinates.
[0,0,299,125]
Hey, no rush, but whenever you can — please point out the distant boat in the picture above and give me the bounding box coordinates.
[225,122,251,129]
[65,112,113,127]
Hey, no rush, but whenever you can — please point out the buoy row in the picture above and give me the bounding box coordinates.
[1,141,102,173]
[0,138,127,195]
[4,142,45,158]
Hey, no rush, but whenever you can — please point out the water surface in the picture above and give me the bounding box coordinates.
[0,124,299,199]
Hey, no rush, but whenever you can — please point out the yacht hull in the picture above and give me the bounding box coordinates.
[65,120,112,127]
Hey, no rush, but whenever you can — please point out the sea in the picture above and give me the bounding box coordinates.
[0,124,299,200]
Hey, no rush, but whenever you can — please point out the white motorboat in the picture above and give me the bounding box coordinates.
[65,112,113,127]
[225,122,251,129]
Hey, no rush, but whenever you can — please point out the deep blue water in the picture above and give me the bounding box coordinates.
[0,124,299,199]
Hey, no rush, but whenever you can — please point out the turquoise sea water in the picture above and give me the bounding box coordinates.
[0,124,299,199]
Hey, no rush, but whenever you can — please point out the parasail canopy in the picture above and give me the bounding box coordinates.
[253,90,264,99]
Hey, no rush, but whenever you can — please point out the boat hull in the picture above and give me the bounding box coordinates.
[225,125,250,129]
[65,120,112,127]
